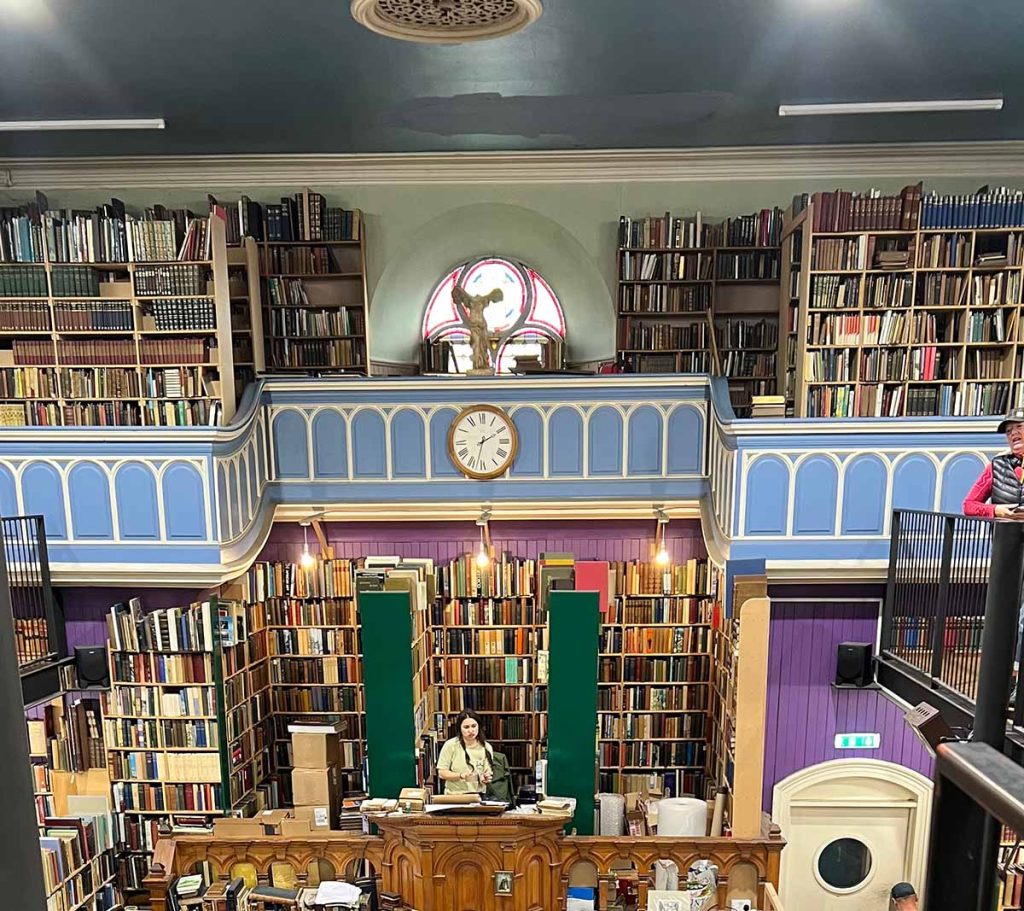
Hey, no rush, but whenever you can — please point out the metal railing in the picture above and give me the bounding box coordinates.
[2,515,61,669]
[882,509,998,707]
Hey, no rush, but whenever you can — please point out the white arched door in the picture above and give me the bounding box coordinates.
[773,759,933,910]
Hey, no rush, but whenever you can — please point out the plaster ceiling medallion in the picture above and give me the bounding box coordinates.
[351,0,543,43]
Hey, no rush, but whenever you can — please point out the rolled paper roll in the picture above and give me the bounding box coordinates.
[656,797,708,837]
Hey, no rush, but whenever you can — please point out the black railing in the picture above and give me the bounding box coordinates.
[881,509,999,712]
[1,515,61,670]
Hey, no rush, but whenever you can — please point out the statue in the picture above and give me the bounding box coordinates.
[453,283,503,376]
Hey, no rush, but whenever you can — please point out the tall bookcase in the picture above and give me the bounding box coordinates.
[779,205,809,417]
[226,236,265,407]
[788,185,1024,417]
[0,204,239,426]
[616,210,782,417]
[258,190,369,375]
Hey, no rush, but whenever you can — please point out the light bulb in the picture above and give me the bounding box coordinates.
[476,547,490,568]
[655,546,670,567]
[300,543,316,570]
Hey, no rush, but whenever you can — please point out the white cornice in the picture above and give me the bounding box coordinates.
[4,142,1024,189]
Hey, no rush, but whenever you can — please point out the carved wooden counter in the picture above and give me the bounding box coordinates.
[144,813,784,911]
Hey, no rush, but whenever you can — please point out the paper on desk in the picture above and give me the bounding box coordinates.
[314,881,362,904]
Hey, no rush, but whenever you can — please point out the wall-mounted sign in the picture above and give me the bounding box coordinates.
[834,733,881,750]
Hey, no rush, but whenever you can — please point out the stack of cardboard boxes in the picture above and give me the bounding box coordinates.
[290,723,342,833]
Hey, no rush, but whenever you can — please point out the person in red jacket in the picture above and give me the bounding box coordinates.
[962,408,1024,519]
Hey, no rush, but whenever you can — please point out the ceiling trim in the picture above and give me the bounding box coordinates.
[4,142,1024,189]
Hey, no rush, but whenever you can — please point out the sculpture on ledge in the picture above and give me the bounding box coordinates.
[453,283,503,376]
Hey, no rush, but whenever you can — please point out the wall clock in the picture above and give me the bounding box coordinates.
[447,404,519,480]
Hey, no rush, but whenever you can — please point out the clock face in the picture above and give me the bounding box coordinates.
[448,405,518,480]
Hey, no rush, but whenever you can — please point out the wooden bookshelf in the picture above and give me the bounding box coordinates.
[0,207,239,426]
[256,189,369,375]
[226,237,265,406]
[787,185,1024,417]
[616,211,782,417]
[779,206,810,417]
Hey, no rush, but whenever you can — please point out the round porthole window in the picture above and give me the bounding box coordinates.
[814,837,873,893]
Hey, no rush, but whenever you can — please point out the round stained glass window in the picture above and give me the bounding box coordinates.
[815,838,873,893]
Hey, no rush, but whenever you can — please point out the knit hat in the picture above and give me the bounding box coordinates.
[890,883,917,899]
[998,407,1024,434]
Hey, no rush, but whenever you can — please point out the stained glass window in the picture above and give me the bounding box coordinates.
[422,257,566,374]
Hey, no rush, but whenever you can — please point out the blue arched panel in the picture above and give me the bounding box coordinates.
[68,462,113,540]
[22,462,66,538]
[892,454,938,513]
[548,407,583,477]
[217,465,231,540]
[587,407,623,476]
[793,456,839,535]
[0,464,17,517]
[312,409,348,478]
[627,406,663,475]
[115,462,160,540]
[429,408,460,478]
[228,462,242,537]
[256,422,268,485]
[246,446,260,517]
[666,406,704,474]
[351,410,387,479]
[940,453,987,514]
[237,459,251,529]
[842,454,889,535]
[744,456,789,535]
[162,462,207,540]
[510,407,543,477]
[391,409,427,479]
[272,410,309,479]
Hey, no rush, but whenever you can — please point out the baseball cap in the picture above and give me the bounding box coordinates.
[890,883,917,899]
[998,408,1024,434]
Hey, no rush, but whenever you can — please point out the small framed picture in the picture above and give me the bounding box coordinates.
[494,871,513,895]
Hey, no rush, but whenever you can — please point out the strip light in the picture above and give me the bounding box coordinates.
[778,99,1003,117]
[0,118,166,132]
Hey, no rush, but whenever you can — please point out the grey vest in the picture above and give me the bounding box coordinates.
[991,453,1023,505]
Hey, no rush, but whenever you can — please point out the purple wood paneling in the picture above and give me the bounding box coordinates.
[763,600,934,812]
[60,520,706,650]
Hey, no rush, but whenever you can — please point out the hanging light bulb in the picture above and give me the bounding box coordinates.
[654,509,670,567]
[655,543,670,567]
[300,522,316,570]
[475,518,490,568]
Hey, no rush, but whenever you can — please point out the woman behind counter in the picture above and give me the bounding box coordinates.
[437,710,495,795]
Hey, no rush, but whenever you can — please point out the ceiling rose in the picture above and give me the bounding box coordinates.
[351,0,543,43]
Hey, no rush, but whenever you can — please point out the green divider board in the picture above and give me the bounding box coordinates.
[359,590,417,798]
[547,590,600,834]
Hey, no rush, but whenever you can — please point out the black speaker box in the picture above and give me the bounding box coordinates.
[74,646,110,689]
[836,642,873,687]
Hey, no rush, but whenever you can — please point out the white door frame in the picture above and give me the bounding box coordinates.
[773,758,934,906]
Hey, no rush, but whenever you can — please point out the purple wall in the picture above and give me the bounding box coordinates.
[763,600,934,812]
[257,519,706,566]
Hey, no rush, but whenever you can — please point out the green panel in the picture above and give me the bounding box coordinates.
[547,590,599,834]
[359,591,417,798]
[209,598,231,816]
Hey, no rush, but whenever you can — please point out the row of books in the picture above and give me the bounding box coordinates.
[134,263,207,296]
[11,336,215,367]
[436,554,537,598]
[269,305,365,338]
[245,559,356,601]
[600,740,707,768]
[617,208,782,249]
[436,656,532,684]
[108,599,217,653]
[615,683,711,711]
[271,338,364,368]
[717,318,778,349]
[715,250,780,280]
[618,321,711,351]
[111,651,212,685]
[435,685,542,713]
[0,264,50,296]
[269,626,357,656]
[610,558,711,596]
[809,184,922,233]
[805,381,1012,418]
[261,598,357,627]
[602,625,712,655]
[272,685,360,714]
[600,712,707,739]
[599,769,705,799]
[605,597,713,625]
[260,245,347,276]
[722,351,775,380]
[270,655,361,684]
[104,717,218,750]
[618,351,708,373]
[430,598,535,626]
[618,284,712,314]
[619,655,710,683]
[438,627,533,655]
[0,299,50,329]
[810,274,861,309]
[105,684,215,718]
[52,300,133,331]
[921,188,1024,229]
[147,297,216,331]
[258,192,361,242]
[107,749,222,782]
[620,251,714,282]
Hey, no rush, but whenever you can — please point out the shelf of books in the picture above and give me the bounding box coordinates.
[40,811,120,911]
[788,183,1024,417]
[597,558,717,798]
[256,188,369,375]
[708,611,738,801]
[430,553,541,792]
[0,194,240,426]
[616,209,782,417]
[243,558,367,803]
[1000,828,1024,909]
[225,236,265,405]
[779,203,810,417]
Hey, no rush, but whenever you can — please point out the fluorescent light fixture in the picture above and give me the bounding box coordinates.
[778,98,1003,117]
[0,118,165,132]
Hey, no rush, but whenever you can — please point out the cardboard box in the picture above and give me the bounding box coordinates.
[257,809,292,835]
[292,732,341,769]
[291,765,341,808]
[293,805,333,831]
[213,817,264,837]
[280,817,312,836]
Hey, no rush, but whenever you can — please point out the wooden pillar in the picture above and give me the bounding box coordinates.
[732,589,771,839]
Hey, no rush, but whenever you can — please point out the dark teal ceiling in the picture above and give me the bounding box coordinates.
[0,0,1018,157]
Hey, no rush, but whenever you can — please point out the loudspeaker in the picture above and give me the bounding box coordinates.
[836,642,873,687]
[74,646,110,689]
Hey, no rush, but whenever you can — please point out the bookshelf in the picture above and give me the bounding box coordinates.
[616,210,782,417]
[0,200,239,426]
[787,184,1024,417]
[709,612,738,801]
[226,237,265,406]
[1000,829,1023,909]
[257,189,369,375]
[598,559,717,798]
[40,811,120,911]
[779,206,810,417]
